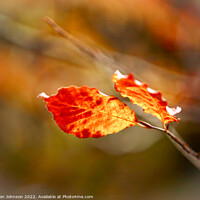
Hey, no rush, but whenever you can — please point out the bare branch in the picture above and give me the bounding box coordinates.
[44,16,127,75]
[138,120,200,170]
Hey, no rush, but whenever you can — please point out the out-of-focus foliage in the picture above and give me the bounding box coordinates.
[0,0,200,199]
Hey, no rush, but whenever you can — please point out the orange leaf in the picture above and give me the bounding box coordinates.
[38,86,137,138]
[112,70,181,126]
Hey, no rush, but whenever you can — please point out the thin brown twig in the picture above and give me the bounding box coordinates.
[43,16,128,76]
[138,120,199,159]
[44,17,98,59]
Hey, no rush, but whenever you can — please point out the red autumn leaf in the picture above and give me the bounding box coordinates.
[112,70,181,126]
[38,86,137,138]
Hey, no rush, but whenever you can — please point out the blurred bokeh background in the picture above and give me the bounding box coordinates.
[0,0,200,199]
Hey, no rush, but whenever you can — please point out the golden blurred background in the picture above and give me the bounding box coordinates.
[0,0,200,199]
